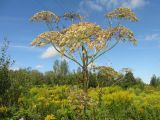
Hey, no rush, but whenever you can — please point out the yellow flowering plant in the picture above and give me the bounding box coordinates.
[45,114,56,120]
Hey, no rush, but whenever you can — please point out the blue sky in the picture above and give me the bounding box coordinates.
[0,0,160,83]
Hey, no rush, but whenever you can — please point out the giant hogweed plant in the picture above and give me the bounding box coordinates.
[30,8,138,92]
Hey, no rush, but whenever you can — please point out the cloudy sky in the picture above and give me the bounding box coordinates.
[0,0,160,83]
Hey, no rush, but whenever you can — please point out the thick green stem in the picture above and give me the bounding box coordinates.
[82,45,89,92]
[81,45,90,119]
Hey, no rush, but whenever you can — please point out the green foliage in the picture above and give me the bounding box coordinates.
[93,66,121,87]
[120,71,136,88]
[2,53,152,120]
[0,38,14,106]
[53,60,69,77]
[1,39,159,120]
[150,74,160,87]
[2,85,159,120]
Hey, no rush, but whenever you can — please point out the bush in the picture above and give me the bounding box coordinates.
[7,85,159,120]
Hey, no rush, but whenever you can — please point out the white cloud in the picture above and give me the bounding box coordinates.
[10,45,30,49]
[41,46,58,59]
[9,67,20,71]
[120,67,133,74]
[79,0,148,13]
[0,44,30,49]
[6,44,43,52]
[35,64,43,69]
[79,0,103,13]
[122,0,147,9]
[145,33,160,41]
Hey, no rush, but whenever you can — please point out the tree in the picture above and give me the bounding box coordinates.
[134,77,145,89]
[53,59,69,76]
[31,8,138,92]
[44,71,56,85]
[53,60,60,76]
[60,59,69,76]
[123,71,136,88]
[30,70,44,85]
[94,66,120,87]
[150,75,158,87]
[0,38,14,105]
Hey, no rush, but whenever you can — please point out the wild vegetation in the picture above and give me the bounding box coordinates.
[1,7,160,120]
[0,39,160,120]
